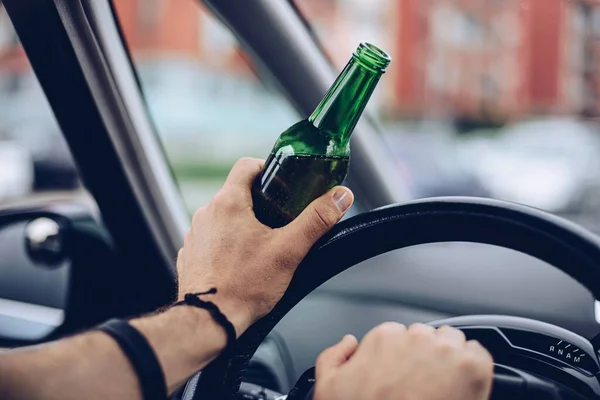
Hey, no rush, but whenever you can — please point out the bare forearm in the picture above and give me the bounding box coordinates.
[0,331,139,400]
[0,306,226,400]
[131,305,227,392]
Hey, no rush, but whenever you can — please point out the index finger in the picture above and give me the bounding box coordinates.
[223,157,265,189]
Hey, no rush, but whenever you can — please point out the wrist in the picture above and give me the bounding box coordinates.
[210,296,253,337]
[129,305,228,388]
[177,290,254,337]
[165,305,228,356]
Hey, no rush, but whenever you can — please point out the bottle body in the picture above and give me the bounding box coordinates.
[252,43,391,228]
[252,121,351,228]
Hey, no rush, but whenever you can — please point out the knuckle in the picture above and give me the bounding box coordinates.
[233,157,253,170]
[435,338,456,354]
[438,325,456,334]
[408,323,434,340]
[454,328,467,341]
[211,188,229,204]
[191,206,207,224]
[237,156,258,166]
[212,188,242,212]
[438,325,466,342]
[369,322,405,341]
[234,157,263,173]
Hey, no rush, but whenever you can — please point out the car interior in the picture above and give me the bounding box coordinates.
[2,0,600,399]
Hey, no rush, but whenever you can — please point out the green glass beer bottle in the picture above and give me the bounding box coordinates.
[252,42,391,228]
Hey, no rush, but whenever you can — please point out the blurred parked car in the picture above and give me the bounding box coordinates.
[0,140,33,201]
[462,118,600,214]
[382,123,490,199]
[0,72,80,191]
[7,124,79,191]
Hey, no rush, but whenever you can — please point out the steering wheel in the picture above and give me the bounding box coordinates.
[182,197,600,399]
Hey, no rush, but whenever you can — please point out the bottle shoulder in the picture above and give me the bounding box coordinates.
[272,119,350,157]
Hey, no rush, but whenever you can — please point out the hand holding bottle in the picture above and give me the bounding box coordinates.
[177,158,354,334]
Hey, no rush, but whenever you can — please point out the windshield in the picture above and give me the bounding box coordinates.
[295,0,600,231]
[2,0,600,232]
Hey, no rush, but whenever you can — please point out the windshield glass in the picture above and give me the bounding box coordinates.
[295,0,600,232]
[0,7,83,205]
[113,0,299,212]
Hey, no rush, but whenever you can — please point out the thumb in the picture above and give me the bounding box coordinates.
[282,186,353,250]
[316,335,359,379]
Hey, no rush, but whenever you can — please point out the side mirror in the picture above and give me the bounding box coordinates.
[0,199,116,345]
[0,216,68,341]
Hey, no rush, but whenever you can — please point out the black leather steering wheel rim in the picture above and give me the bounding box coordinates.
[187,197,600,399]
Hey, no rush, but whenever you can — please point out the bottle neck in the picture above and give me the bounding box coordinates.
[308,57,383,147]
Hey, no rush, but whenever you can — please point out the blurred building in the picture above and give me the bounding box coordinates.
[295,0,393,112]
[583,0,600,118]
[111,0,252,75]
[1,0,600,123]
[388,0,600,122]
[0,0,253,76]
[298,0,600,122]
[0,10,27,74]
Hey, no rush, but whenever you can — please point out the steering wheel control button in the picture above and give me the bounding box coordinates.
[24,217,66,268]
[502,329,599,375]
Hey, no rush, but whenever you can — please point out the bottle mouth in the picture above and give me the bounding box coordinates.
[353,42,392,73]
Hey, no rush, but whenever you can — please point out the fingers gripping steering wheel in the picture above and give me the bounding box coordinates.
[184,197,600,399]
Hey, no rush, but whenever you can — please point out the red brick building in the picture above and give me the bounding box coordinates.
[0,0,252,75]
[112,0,251,75]
[388,0,600,121]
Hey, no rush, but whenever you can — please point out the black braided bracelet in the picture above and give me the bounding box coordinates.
[172,288,237,356]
